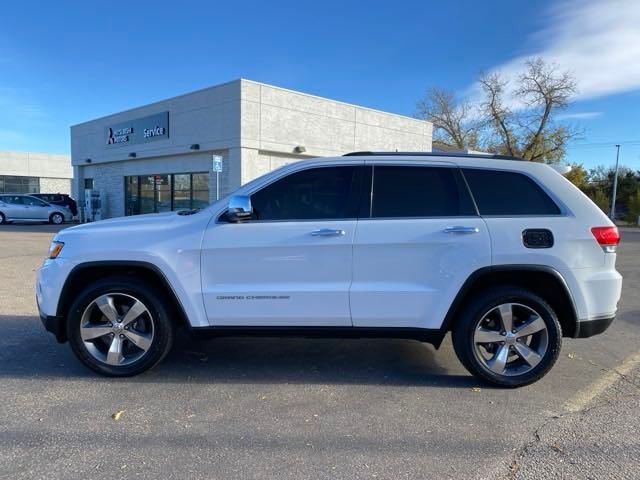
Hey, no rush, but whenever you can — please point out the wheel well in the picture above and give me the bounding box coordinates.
[443,268,578,337]
[57,263,188,342]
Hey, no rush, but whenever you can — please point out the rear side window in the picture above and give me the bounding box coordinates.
[462,169,560,216]
[371,166,476,218]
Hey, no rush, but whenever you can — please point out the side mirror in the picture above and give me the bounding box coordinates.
[227,195,253,222]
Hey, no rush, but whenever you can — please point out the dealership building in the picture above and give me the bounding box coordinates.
[0,151,72,195]
[70,79,433,219]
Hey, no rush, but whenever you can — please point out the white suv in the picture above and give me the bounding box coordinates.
[36,152,622,387]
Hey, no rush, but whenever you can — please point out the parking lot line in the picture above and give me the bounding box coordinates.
[564,349,640,413]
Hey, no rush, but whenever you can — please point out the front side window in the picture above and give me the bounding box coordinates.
[250,166,360,221]
[5,195,24,205]
[371,166,476,218]
[462,168,561,216]
[23,196,47,206]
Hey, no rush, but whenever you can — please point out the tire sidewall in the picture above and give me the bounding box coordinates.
[67,277,174,376]
[454,287,562,388]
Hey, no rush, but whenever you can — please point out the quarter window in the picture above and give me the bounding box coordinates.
[371,166,476,218]
[250,167,360,221]
[462,169,560,216]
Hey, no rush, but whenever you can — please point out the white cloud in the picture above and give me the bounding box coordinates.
[556,111,602,120]
[469,0,640,103]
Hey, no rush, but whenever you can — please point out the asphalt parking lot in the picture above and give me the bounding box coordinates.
[1,223,639,479]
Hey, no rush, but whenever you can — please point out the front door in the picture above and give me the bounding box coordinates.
[23,196,50,220]
[350,164,492,329]
[3,195,30,220]
[201,165,364,327]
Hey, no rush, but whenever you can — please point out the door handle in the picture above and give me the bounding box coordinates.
[310,228,346,237]
[443,226,479,234]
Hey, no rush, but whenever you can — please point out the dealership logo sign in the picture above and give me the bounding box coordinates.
[105,112,169,147]
[106,127,133,145]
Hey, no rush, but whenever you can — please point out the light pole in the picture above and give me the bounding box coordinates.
[610,144,621,221]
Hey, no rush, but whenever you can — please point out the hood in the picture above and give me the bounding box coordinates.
[58,211,201,237]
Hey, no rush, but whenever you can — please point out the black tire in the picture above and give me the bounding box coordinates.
[66,276,174,377]
[452,286,562,388]
[49,212,64,225]
[0,212,5,225]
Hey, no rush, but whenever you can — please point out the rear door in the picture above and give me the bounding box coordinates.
[350,162,492,329]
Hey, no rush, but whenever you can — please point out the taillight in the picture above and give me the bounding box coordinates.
[591,226,620,253]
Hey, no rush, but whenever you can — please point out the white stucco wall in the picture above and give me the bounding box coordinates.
[238,79,432,184]
[0,151,72,179]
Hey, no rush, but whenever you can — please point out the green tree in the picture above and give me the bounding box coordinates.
[625,190,640,225]
[589,188,609,214]
[564,163,589,189]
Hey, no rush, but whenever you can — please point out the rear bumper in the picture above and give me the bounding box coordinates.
[574,315,615,338]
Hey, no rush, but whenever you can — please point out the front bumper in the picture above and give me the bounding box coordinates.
[574,315,615,338]
[39,308,66,343]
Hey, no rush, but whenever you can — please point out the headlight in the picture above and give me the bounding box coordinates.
[48,241,64,259]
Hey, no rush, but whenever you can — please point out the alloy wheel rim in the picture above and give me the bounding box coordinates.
[472,302,549,377]
[80,293,154,366]
[53,214,63,224]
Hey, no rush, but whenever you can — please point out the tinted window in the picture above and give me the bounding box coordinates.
[251,167,360,221]
[23,196,47,206]
[462,169,560,216]
[371,166,476,218]
[4,196,24,205]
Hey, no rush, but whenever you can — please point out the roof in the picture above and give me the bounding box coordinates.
[343,151,524,161]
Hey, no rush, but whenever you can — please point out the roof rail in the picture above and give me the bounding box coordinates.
[343,151,524,161]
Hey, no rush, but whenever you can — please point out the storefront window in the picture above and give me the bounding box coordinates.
[173,174,191,211]
[124,172,209,216]
[0,175,40,194]
[192,173,210,209]
[125,176,139,216]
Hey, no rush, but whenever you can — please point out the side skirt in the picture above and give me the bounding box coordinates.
[187,326,447,348]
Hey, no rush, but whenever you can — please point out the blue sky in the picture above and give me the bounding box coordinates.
[1,0,639,169]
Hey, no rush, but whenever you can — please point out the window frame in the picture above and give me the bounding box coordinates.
[218,164,368,224]
[460,167,565,218]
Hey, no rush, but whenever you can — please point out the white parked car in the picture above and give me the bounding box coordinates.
[36,152,622,387]
[0,194,72,225]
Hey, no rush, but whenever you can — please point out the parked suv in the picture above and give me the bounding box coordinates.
[0,194,72,225]
[31,193,78,217]
[36,153,622,387]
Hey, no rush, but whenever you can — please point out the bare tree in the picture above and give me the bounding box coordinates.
[415,88,482,150]
[417,58,581,162]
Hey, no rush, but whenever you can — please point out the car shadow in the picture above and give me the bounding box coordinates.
[0,315,478,388]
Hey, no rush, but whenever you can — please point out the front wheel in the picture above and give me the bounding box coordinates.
[452,286,562,388]
[66,276,174,376]
[49,212,64,225]
[0,212,5,225]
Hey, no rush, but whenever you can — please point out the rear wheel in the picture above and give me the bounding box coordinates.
[67,276,174,376]
[49,212,64,225]
[0,212,5,225]
[452,286,562,387]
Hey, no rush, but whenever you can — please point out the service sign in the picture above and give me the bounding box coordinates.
[105,112,169,146]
